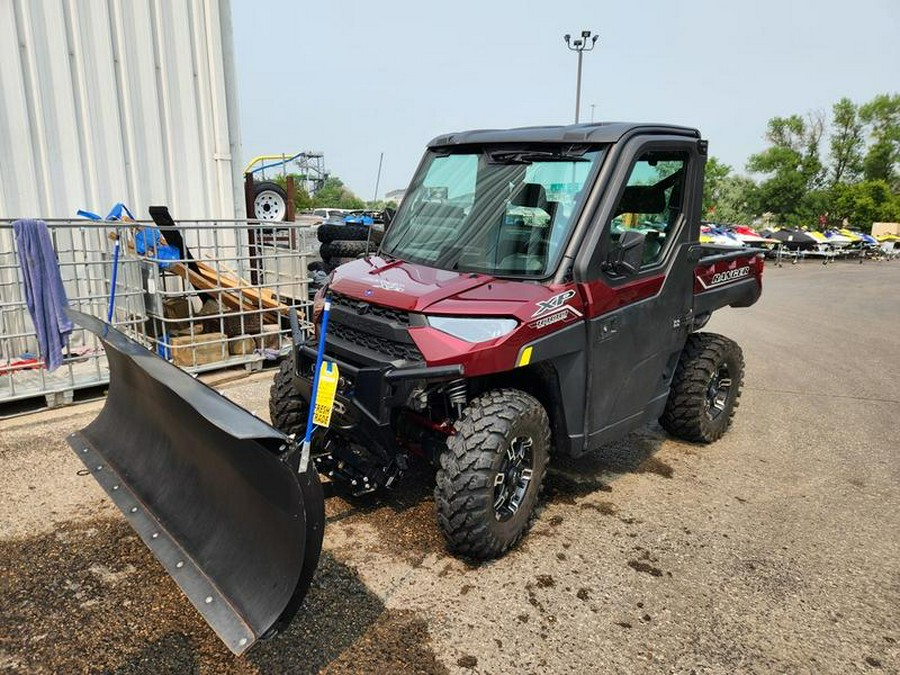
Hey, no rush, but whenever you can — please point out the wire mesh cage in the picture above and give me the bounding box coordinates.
[0,218,316,409]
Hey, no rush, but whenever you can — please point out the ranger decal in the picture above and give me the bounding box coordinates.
[699,265,751,289]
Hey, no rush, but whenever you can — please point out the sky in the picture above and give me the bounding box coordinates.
[231,0,900,200]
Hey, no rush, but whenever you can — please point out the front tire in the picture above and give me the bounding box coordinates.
[660,332,744,443]
[435,389,550,559]
[269,359,308,438]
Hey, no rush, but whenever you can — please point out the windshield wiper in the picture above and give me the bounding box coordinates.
[485,150,589,165]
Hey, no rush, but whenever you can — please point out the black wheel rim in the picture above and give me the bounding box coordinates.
[705,364,732,420]
[493,436,534,522]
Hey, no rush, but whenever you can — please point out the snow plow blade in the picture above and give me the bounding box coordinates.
[64,310,324,655]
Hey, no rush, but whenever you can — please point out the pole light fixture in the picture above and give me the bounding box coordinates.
[563,30,599,123]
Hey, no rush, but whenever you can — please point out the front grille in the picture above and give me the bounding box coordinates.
[330,292,411,325]
[328,321,423,362]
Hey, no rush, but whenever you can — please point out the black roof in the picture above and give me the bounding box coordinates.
[428,122,700,148]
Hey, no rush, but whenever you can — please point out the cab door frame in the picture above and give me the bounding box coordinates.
[571,134,706,452]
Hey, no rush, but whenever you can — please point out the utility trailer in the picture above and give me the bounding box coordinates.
[66,122,763,654]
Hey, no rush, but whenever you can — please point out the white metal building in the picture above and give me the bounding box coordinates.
[0,0,244,220]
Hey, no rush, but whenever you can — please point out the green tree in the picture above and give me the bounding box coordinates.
[746,113,826,224]
[271,173,314,211]
[365,199,399,211]
[831,180,900,231]
[712,175,758,225]
[829,98,865,185]
[859,94,900,188]
[701,156,732,216]
[312,176,366,210]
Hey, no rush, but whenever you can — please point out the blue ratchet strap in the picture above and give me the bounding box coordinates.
[300,296,331,472]
[104,228,121,337]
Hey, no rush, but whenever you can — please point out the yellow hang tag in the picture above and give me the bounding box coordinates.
[312,361,340,428]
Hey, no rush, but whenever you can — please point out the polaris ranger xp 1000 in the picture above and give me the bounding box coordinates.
[66,123,763,653]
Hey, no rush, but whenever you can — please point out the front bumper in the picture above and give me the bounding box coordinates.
[290,340,462,456]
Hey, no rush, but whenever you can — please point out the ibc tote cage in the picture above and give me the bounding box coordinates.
[0,218,315,410]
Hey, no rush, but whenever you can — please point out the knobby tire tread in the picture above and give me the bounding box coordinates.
[435,389,550,560]
[660,332,744,443]
[269,359,307,438]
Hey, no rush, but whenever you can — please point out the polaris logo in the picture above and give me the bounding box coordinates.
[703,266,750,289]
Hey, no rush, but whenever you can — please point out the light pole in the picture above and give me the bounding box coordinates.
[563,30,599,123]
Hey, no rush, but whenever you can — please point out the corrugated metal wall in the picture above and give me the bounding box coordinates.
[0,0,244,220]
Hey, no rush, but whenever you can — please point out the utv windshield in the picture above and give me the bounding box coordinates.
[380,145,606,277]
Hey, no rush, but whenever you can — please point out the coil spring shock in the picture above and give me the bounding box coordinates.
[446,378,467,417]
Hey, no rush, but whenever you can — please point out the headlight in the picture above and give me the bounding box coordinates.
[427,316,517,343]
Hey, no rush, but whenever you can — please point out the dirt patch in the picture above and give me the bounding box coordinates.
[543,471,612,505]
[628,560,663,577]
[325,462,446,567]
[579,500,618,516]
[322,610,449,675]
[636,456,674,478]
[456,654,478,669]
[524,584,546,614]
[0,517,414,673]
[535,574,555,588]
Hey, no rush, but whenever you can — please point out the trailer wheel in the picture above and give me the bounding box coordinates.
[435,389,550,559]
[319,239,371,259]
[660,332,744,443]
[317,223,383,244]
[253,181,288,221]
[269,359,308,438]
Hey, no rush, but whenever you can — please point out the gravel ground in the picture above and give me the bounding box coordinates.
[1,260,898,674]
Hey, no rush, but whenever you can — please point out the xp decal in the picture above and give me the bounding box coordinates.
[532,289,583,319]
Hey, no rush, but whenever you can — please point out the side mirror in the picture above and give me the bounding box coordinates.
[602,229,645,276]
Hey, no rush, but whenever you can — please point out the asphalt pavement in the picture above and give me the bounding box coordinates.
[1,259,898,674]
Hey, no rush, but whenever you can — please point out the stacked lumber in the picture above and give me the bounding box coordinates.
[112,230,296,323]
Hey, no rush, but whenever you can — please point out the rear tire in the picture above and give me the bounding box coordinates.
[660,332,744,443]
[435,389,550,559]
[269,359,308,438]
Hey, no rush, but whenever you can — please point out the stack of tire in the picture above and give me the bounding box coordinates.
[316,221,384,272]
